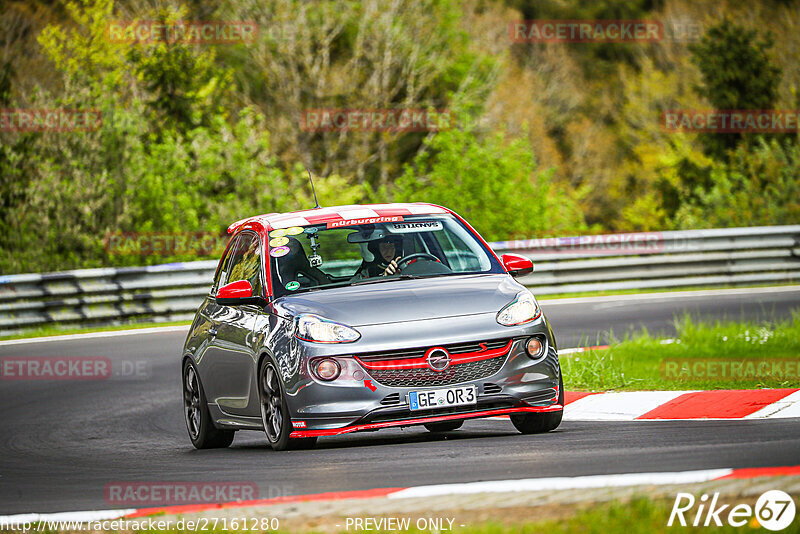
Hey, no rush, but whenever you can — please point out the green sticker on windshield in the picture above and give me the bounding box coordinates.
[285,281,300,291]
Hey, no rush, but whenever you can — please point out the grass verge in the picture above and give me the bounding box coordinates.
[441,497,782,534]
[20,496,792,534]
[563,312,800,390]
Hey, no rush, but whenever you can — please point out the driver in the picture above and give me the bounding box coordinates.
[356,234,403,277]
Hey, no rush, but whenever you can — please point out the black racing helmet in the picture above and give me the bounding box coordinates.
[366,234,403,263]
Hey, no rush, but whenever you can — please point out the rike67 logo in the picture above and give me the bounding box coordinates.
[669,490,796,531]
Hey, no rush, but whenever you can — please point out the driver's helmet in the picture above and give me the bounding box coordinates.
[367,234,403,263]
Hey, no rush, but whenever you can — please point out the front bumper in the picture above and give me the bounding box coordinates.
[284,313,561,436]
[290,404,562,438]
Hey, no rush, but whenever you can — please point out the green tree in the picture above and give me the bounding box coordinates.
[392,116,585,241]
[689,19,783,158]
[224,0,498,188]
[672,139,800,229]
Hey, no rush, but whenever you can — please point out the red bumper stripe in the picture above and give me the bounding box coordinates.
[355,340,513,370]
[289,405,563,438]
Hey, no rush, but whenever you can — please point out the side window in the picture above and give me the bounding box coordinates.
[213,235,240,291]
[219,232,264,296]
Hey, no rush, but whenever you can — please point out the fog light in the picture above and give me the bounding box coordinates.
[526,337,545,358]
[315,359,341,381]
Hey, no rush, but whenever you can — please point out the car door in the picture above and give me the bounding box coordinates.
[197,231,265,417]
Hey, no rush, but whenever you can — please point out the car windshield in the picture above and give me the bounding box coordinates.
[268,214,504,297]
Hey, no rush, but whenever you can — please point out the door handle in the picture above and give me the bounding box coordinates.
[208,326,218,338]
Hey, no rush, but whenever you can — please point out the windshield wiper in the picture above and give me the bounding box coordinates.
[350,274,418,286]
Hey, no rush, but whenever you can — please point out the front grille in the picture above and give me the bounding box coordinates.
[358,338,511,362]
[368,353,508,388]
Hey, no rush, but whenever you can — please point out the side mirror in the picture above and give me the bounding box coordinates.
[501,253,534,278]
[216,280,265,306]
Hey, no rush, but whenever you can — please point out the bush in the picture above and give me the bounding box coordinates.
[672,139,800,228]
[391,117,586,240]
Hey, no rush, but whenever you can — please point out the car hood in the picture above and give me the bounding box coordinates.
[270,274,523,327]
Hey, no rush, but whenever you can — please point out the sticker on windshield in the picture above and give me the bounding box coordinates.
[270,229,288,238]
[270,245,290,258]
[326,216,403,229]
[269,237,289,247]
[285,226,305,236]
[389,221,443,233]
[285,281,300,291]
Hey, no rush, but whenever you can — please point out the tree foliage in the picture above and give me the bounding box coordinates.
[393,116,586,240]
[1,0,798,274]
[689,18,783,158]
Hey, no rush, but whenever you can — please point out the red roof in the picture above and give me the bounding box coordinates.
[227,203,449,234]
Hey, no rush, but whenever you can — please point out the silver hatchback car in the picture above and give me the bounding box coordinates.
[181,203,563,450]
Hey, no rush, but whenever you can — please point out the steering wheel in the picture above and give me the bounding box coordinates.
[396,253,440,270]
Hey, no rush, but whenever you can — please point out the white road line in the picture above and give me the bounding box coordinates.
[387,468,733,499]
[0,325,190,346]
[0,469,737,523]
[539,285,800,306]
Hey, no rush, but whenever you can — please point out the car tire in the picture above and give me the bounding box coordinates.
[183,360,236,449]
[424,421,464,432]
[510,372,564,434]
[259,359,317,451]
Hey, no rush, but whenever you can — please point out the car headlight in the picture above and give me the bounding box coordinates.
[496,291,542,326]
[295,314,361,343]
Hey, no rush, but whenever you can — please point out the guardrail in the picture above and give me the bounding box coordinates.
[1,225,798,334]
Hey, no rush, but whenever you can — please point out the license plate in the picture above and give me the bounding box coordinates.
[408,385,477,411]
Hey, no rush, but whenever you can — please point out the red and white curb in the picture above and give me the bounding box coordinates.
[2,466,798,524]
[484,388,800,421]
[560,388,800,421]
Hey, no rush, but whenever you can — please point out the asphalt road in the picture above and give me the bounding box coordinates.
[1,286,799,515]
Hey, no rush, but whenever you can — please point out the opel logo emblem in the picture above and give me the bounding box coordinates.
[426,348,451,372]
